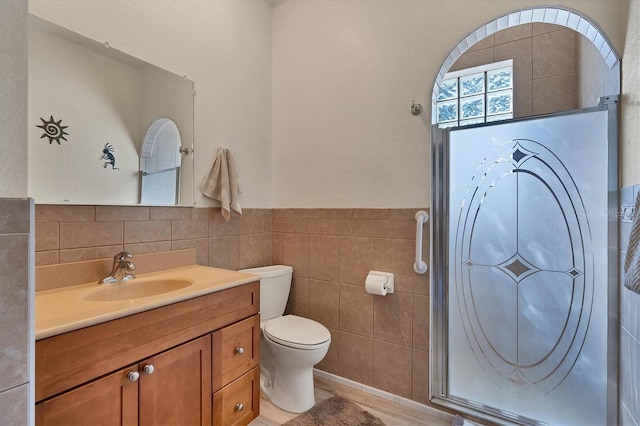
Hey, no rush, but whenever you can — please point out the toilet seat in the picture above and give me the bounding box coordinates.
[263,315,331,350]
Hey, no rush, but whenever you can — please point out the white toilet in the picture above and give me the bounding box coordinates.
[239,265,331,413]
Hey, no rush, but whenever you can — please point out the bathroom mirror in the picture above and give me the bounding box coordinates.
[27,15,195,206]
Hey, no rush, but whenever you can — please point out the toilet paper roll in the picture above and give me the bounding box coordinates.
[365,274,388,296]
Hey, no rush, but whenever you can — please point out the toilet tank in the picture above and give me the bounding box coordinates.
[238,265,293,321]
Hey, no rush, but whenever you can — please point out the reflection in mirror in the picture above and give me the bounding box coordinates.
[140,119,182,205]
[27,15,195,206]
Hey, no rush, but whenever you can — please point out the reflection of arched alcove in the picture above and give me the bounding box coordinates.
[430,7,621,124]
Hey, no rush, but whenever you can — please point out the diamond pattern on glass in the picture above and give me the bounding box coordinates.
[510,143,537,166]
[505,258,531,277]
[497,254,540,282]
[512,149,527,163]
[567,268,583,277]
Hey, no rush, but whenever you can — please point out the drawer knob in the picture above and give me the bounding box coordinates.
[235,347,245,355]
[143,364,155,375]
[127,371,140,382]
[235,403,244,412]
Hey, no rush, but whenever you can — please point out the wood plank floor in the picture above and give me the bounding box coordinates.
[250,375,452,426]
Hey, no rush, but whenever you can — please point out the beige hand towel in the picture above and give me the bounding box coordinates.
[200,147,241,221]
[624,191,640,294]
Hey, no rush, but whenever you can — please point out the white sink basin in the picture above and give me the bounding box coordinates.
[83,279,193,302]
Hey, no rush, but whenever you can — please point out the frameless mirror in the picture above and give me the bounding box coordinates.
[27,15,195,205]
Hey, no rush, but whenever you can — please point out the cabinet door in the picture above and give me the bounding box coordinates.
[139,334,212,426]
[35,365,138,426]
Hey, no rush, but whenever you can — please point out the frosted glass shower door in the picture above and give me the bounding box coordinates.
[440,108,616,425]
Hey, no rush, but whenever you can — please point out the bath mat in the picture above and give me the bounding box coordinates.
[452,415,482,426]
[283,395,385,426]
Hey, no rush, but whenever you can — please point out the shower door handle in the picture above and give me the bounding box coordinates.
[414,210,429,274]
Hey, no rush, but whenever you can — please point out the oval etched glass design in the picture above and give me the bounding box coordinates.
[453,139,593,395]
[84,279,193,302]
[446,110,610,425]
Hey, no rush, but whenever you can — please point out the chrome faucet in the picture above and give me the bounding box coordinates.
[99,251,136,284]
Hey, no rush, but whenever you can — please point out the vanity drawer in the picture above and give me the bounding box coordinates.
[212,367,260,426]
[212,314,260,391]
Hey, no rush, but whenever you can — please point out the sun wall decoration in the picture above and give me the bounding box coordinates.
[36,115,69,145]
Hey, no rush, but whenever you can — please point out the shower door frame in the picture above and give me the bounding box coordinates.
[430,97,619,425]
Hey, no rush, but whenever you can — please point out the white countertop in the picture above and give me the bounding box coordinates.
[36,265,259,340]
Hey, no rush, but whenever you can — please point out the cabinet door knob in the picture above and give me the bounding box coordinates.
[235,347,245,355]
[127,371,140,382]
[143,364,155,375]
[235,403,244,412]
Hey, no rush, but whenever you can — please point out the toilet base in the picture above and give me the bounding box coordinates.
[261,365,316,413]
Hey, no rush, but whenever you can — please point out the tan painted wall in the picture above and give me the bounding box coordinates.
[272,0,627,208]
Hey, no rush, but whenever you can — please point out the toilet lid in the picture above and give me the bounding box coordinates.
[263,315,331,349]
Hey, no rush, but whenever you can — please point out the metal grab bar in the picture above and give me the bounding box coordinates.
[414,210,429,274]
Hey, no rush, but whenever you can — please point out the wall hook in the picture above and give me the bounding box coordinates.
[411,100,423,116]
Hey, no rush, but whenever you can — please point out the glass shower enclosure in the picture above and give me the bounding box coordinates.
[430,99,618,425]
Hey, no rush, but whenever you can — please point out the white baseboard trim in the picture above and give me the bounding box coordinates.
[313,369,455,422]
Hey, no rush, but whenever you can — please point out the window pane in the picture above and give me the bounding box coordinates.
[460,73,484,97]
[460,94,484,119]
[437,100,458,123]
[487,90,513,115]
[487,67,513,91]
[438,79,458,101]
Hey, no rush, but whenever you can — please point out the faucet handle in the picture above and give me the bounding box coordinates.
[115,251,133,261]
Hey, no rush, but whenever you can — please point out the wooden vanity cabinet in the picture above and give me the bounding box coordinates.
[35,282,260,426]
[35,335,211,426]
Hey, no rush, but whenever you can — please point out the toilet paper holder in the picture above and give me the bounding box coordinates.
[366,271,394,293]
